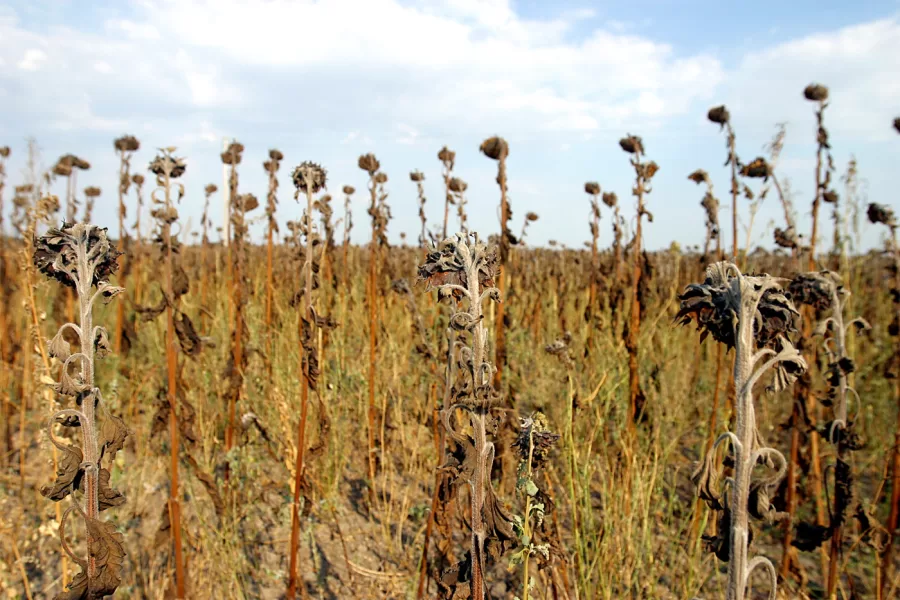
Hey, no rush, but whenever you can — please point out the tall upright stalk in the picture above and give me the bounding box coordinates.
[264,150,283,360]
[480,136,510,390]
[113,135,140,355]
[438,147,455,240]
[411,170,427,248]
[287,161,327,599]
[681,262,805,600]
[222,141,245,455]
[620,134,657,431]
[584,182,601,354]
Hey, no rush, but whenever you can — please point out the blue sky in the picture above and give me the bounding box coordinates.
[1,0,898,251]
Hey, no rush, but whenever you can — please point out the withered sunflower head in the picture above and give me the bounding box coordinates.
[114,135,140,153]
[868,203,897,228]
[292,161,327,194]
[584,182,600,195]
[641,161,660,179]
[410,170,424,182]
[358,153,380,175]
[894,117,900,134]
[448,177,467,193]
[822,190,838,204]
[84,186,101,198]
[131,173,145,186]
[15,184,33,194]
[53,162,73,177]
[619,134,643,154]
[526,212,539,222]
[740,157,771,179]
[804,83,829,102]
[688,169,709,184]
[512,413,559,470]
[789,271,840,313]
[238,193,259,212]
[342,185,355,195]
[149,154,186,179]
[602,192,617,208]
[204,183,218,195]
[437,146,455,166]
[0,146,9,158]
[34,222,122,289]
[263,159,279,174]
[479,136,509,160]
[676,262,800,349]
[374,172,388,185]
[774,227,798,249]
[707,105,730,126]
[269,149,284,161]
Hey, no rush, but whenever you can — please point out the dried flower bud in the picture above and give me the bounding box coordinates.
[512,413,559,470]
[822,190,838,204]
[437,146,455,166]
[204,183,218,195]
[410,170,424,182]
[113,135,140,153]
[132,174,146,187]
[149,154,186,179]
[374,172,388,185]
[774,227,798,249]
[688,169,709,184]
[676,263,800,349]
[263,159,279,174]
[358,153,380,175]
[526,212,539,222]
[448,177,467,193]
[789,271,840,312]
[867,203,897,228]
[269,149,284,161]
[238,193,259,212]
[53,162,73,177]
[0,146,9,158]
[292,161,327,194]
[804,83,829,102]
[640,161,660,179]
[619,135,643,154]
[34,223,122,289]
[707,105,730,126]
[479,136,508,160]
[584,182,600,195]
[894,117,900,134]
[602,192,617,208]
[84,186,101,198]
[15,184,33,194]
[740,157,771,179]
[342,185,355,195]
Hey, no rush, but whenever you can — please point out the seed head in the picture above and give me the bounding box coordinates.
[34,222,122,289]
[374,172,388,185]
[619,134,643,154]
[292,161,328,194]
[448,177,467,193]
[789,271,841,313]
[867,203,897,228]
[53,162,73,177]
[602,192,617,208]
[84,186,101,198]
[342,185,355,195]
[688,169,709,185]
[131,174,145,186]
[512,413,559,470]
[113,135,140,153]
[0,146,9,158]
[479,136,509,160]
[437,146,455,167]
[740,157,771,180]
[774,227,798,250]
[238,193,259,212]
[204,183,218,195]
[221,142,244,166]
[358,153,380,175]
[410,170,425,182]
[269,149,284,161]
[584,182,600,195]
[822,190,838,204]
[149,154,186,179]
[264,159,280,174]
[526,212,539,222]
[894,117,900,134]
[707,105,730,126]
[804,83,829,102]
[640,161,660,180]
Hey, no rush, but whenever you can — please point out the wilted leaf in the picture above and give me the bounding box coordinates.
[100,415,129,463]
[85,517,125,596]
[41,442,84,501]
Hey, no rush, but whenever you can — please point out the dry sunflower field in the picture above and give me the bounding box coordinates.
[0,85,899,600]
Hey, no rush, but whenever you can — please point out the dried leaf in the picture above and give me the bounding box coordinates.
[41,442,84,501]
[85,517,125,596]
[100,415,129,463]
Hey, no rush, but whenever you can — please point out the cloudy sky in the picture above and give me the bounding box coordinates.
[1,0,898,250]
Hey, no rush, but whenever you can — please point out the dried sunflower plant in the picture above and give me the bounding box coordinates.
[418,233,515,600]
[35,223,128,599]
[678,262,807,600]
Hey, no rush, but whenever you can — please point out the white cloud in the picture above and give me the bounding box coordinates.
[17,48,46,71]
[105,18,160,41]
[93,61,112,74]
